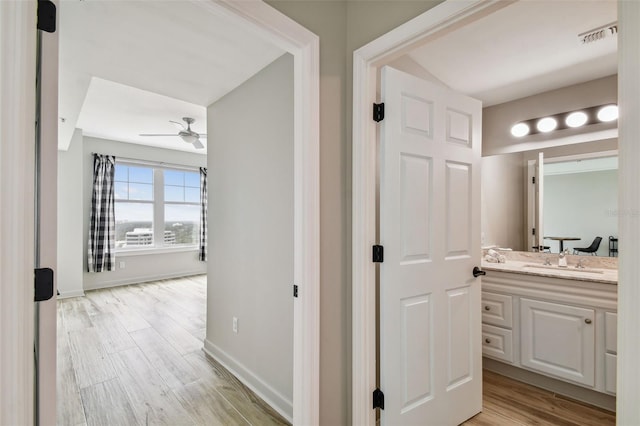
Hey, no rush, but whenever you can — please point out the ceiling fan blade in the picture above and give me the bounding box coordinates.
[192,139,204,149]
[139,133,178,137]
[199,134,207,138]
[169,120,186,130]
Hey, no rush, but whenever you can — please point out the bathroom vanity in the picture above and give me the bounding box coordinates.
[481,251,617,410]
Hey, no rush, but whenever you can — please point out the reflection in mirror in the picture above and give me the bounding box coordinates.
[542,155,618,256]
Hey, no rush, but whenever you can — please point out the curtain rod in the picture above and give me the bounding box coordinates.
[91,152,204,171]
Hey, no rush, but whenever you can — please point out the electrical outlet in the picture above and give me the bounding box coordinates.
[119,261,125,269]
[232,317,238,333]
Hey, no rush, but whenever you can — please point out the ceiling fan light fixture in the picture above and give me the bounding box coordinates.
[180,133,198,144]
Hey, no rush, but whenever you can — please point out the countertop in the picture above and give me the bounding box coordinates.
[481,252,618,285]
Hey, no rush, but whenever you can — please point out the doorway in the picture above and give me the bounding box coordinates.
[39,1,320,425]
[352,0,630,424]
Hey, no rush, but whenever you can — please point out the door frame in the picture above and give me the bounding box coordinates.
[193,3,320,424]
[352,0,638,424]
[1,1,320,425]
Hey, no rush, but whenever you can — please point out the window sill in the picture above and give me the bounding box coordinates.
[115,246,199,257]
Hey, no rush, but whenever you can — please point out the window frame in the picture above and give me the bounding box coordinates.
[114,160,201,253]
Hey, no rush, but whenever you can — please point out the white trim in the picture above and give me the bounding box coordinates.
[191,2,320,424]
[0,1,37,424]
[351,1,549,424]
[203,340,293,424]
[616,0,640,421]
[83,270,206,291]
[57,290,86,300]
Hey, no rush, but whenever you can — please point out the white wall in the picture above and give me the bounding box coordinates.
[56,133,207,295]
[481,153,524,250]
[205,54,294,419]
[543,170,617,256]
[57,130,85,297]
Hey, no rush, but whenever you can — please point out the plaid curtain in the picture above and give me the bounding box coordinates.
[199,167,208,261]
[87,154,116,272]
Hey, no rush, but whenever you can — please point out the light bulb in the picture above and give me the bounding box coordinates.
[537,117,557,133]
[565,111,588,128]
[511,122,530,137]
[597,104,618,122]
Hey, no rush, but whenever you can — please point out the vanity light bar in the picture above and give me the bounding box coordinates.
[510,104,618,138]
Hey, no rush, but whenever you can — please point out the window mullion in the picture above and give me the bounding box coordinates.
[153,168,164,247]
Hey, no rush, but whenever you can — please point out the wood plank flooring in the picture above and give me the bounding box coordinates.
[57,275,289,426]
[463,370,615,426]
[59,275,615,426]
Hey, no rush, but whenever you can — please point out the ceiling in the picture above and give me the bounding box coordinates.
[61,0,618,154]
[408,0,617,106]
[59,0,285,153]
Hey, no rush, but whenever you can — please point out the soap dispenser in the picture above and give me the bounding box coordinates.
[558,249,568,267]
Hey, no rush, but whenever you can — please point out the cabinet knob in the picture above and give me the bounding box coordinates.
[585,318,592,324]
[484,306,490,311]
[485,338,491,344]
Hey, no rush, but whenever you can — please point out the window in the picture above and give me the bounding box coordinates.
[164,169,201,246]
[114,162,200,251]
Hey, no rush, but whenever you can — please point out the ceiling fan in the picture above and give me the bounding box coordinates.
[139,117,206,149]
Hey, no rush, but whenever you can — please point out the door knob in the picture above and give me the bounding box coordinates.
[473,266,486,278]
[585,318,592,324]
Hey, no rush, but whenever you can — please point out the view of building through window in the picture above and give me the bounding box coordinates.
[114,163,200,249]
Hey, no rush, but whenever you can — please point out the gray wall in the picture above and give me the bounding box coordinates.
[483,75,617,156]
[56,133,207,296]
[205,54,294,418]
[544,170,618,256]
[264,2,445,423]
[481,153,525,251]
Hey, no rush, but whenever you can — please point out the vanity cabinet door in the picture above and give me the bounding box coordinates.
[520,298,595,387]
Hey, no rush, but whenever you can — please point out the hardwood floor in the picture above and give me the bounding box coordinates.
[59,276,614,426]
[463,370,615,426]
[56,275,289,426]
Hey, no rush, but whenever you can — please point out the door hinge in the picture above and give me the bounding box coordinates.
[373,103,385,122]
[37,0,57,33]
[373,388,384,410]
[372,245,384,263]
[532,176,536,184]
[532,228,536,236]
[293,284,298,298]
[34,267,54,302]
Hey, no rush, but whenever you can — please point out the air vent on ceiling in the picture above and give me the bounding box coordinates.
[578,22,618,44]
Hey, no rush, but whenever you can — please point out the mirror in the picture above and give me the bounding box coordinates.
[536,152,618,256]
[481,138,619,257]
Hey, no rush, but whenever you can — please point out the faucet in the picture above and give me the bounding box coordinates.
[558,249,568,267]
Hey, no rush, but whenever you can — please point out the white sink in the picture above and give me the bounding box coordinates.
[522,263,604,275]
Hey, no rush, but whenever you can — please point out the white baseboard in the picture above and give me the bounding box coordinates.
[56,289,85,299]
[83,270,206,291]
[203,339,293,423]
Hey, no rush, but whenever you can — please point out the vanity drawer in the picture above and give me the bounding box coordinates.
[482,324,514,363]
[605,312,617,354]
[481,292,513,328]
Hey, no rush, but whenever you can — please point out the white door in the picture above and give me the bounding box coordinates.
[379,66,482,425]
